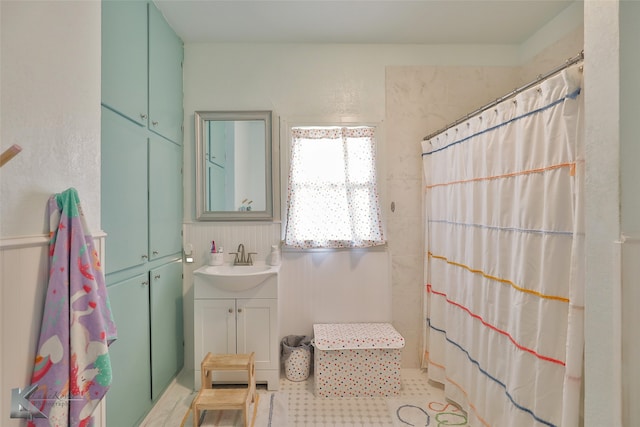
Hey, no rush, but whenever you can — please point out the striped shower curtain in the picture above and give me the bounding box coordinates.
[421,65,584,427]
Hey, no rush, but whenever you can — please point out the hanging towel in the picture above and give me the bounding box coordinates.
[29,188,117,427]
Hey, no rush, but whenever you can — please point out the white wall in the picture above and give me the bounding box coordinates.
[583,1,640,426]
[583,2,622,426]
[0,1,102,424]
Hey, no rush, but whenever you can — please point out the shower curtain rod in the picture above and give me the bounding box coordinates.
[423,50,584,141]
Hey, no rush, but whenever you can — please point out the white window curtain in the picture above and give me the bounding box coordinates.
[284,126,385,249]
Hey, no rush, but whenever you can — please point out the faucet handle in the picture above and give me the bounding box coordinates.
[229,252,240,264]
[247,252,257,265]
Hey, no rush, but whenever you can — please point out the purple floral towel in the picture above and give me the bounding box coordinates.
[29,188,117,427]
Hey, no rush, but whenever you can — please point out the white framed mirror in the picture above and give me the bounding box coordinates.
[195,110,273,220]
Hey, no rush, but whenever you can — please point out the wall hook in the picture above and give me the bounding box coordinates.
[0,144,22,167]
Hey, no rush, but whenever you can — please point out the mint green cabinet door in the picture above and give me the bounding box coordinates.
[208,121,228,168]
[150,260,184,400]
[101,0,148,126]
[149,136,182,260]
[106,274,152,427]
[207,163,226,211]
[148,2,183,144]
[101,107,148,274]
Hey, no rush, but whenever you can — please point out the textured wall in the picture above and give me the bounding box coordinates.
[0,1,102,237]
[385,66,522,366]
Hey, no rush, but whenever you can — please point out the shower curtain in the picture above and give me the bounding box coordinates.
[421,64,584,427]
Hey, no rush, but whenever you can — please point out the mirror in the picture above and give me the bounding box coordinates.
[195,111,273,220]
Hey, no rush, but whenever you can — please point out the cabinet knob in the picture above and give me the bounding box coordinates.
[141,280,149,286]
[153,250,159,255]
[237,308,243,313]
[152,121,158,126]
[140,113,147,120]
[141,254,148,260]
[154,274,161,280]
[228,308,233,313]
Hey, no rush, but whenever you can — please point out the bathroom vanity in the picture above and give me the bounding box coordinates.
[193,263,280,390]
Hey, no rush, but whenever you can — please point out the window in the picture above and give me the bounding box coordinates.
[284,125,385,249]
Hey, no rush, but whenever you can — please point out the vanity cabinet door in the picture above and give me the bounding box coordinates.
[149,136,183,261]
[150,260,184,400]
[236,298,278,372]
[194,299,237,364]
[101,0,148,126]
[101,107,149,274]
[193,297,278,389]
[106,274,152,427]
[148,2,184,145]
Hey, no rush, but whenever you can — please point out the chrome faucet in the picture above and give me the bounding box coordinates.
[231,243,256,266]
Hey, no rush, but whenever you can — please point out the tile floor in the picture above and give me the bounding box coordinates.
[141,369,469,426]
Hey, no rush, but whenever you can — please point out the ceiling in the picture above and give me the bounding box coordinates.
[154,0,575,45]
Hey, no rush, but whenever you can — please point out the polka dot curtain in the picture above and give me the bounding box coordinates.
[284,126,385,249]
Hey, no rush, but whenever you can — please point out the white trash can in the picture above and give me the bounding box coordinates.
[281,335,312,381]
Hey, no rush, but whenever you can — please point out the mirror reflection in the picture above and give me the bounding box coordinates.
[195,111,273,220]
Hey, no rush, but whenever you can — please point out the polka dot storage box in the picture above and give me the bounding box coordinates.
[312,323,405,398]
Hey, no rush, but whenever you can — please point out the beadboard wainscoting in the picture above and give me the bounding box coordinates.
[0,234,107,427]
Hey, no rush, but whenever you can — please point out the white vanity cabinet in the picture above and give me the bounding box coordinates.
[193,271,279,390]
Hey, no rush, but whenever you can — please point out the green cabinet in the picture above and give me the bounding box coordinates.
[101,108,183,274]
[149,135,183,262]
[102,0,183,145]
[208,121,229,167]
[106,274,152,427]
[206,121,234,210]
[101,0,183,275]
[101,2,184,426]
[101,107,148,274]
[150,260,184,399]
[207,164,226,211]
[101,0,147,127]
[106,261,184,426]
[149,3,184,144]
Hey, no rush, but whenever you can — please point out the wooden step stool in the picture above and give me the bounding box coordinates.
[192,352,256,427]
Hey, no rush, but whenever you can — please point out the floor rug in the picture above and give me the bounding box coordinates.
[180,391,288,427]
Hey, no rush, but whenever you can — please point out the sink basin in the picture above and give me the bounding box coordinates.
[193,263,279,291]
